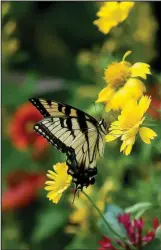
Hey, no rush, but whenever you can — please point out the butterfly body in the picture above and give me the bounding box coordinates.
[29,98,107,191]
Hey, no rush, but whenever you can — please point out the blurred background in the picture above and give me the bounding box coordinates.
[2,2,161,250]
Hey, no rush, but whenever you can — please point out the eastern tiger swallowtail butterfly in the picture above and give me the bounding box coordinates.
[29,98,107,191]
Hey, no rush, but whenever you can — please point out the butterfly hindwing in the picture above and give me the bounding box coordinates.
[34,117,69,153]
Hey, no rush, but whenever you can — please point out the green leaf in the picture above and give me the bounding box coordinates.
[104,212,127,238]
[105,204,124,217]
[135,208,152,220]
[125,202,152,218]
[142,239,161,250]
[99,205,126,240]
[156,226,161,241]
[32,206,69,243]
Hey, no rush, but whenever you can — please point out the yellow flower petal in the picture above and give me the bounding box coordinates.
[105,134,120,142]
[138,95,151,116]
[121,127,138,141]
[120,136,135,155]
[106,93,155,155]
[139,127,157,144]
[119,2,135,22]
[47,191,61,204]
[45,186,56,191]
[120,97,137,114]
[46,173,57,180]
[45,181,55,185]
[110,120,120,127]
[120,140,127,152]
[96,87,114,103]
[93,18,117,34]
[124,78,146,99]
[124,144,133,155]
[96,2,119,18]
[110,87,132,111]
[131,63,151,79]
[47,170,55,175]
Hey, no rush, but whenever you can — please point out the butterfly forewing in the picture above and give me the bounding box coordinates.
[30,98,96,121]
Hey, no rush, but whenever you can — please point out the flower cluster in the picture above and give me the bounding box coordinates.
[99,213,160,250]
[96,51,150,112]
[96,51,157,155]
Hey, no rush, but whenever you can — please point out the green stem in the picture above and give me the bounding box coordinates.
[82,190,136,250]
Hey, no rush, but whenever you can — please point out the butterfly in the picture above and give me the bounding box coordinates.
[29,98,107,191]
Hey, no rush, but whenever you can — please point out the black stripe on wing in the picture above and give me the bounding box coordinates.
[76,109,90,159]
[29,98,50,117]
[29,98,99,127]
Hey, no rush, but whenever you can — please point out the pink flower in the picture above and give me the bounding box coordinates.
[98,213,160,250]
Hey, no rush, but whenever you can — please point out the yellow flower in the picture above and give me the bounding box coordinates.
[104,51,151,87]
[94,2,135,34]
[45,162,72,204]
[96,51,151,111]
[106,96,157,155]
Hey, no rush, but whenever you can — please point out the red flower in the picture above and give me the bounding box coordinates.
[2,170,46,211]
[99,236,115,250]
[8,102,48,153]
[98,213,160,250]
